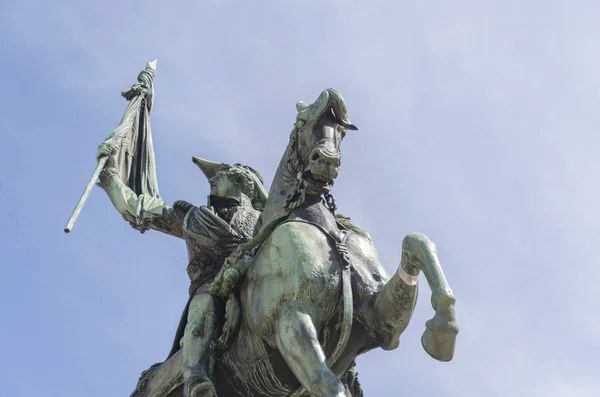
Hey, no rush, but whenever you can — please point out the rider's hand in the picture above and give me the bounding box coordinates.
[121,84,144,100]
[97,143,117,167]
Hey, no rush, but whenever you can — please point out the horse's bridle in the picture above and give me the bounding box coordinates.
[290,118,342,214]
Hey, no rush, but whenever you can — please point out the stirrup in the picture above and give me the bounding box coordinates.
[183,373,215,397]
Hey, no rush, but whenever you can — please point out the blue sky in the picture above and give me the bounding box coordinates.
[1,1,599,396]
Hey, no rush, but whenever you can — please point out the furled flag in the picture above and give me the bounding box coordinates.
[64,59,163,233]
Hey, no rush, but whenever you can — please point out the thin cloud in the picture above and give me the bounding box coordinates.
[0,1,598,396]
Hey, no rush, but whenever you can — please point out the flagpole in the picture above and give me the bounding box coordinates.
[63,156,108,233]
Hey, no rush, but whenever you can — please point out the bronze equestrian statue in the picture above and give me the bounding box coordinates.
[74,61,458,397]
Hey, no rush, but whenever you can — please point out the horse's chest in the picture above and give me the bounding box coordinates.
[247,222,342,297]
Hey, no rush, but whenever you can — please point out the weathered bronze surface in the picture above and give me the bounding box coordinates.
[69,62,458,397]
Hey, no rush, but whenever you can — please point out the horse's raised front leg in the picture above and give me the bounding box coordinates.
[276,301,349,397]
[373,232,458,361]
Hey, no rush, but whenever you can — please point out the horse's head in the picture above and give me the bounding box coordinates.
[291,88,358,196]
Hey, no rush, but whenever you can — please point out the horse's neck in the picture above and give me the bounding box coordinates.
[260,142,297,227]
[287,197,339,234]
[260,138,339,234]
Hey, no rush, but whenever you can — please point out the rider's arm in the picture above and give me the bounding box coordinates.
[97,146,190,239]
[149,201,195,238]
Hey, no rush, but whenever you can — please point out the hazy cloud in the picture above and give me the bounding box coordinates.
[1,1,598,396]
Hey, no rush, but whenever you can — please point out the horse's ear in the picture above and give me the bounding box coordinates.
[324,88,358,131]
[342,122,358,131]
[296,102,308,112]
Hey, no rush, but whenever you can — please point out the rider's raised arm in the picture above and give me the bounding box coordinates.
[97,148,188,239]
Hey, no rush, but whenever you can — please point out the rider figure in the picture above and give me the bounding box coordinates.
[97,143,267,397]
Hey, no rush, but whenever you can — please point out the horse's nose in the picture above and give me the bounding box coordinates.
[310,147,341,167]
[320,153,341,168]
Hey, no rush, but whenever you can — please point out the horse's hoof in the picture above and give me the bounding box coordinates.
[421,309,458,362]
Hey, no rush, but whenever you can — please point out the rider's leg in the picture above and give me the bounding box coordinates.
[275,301,349,397]
[182,291,222,397]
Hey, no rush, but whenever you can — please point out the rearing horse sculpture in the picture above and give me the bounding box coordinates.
[138,89,458,397]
